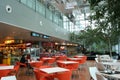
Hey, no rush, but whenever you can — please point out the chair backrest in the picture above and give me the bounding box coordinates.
[56,61,64,68]
[30,61,43,68]
[57,56,67,61]
[96,62,106,71]
[34,69,46,80]
[95,58,99,63]
[89,67,99,80]
[47,58,56,64]
[1,76,17,80]
[14,64,20,74]
[96,72,107,80]
[100,55,111,60]
[54,71,72,80]
[34,69,53,80]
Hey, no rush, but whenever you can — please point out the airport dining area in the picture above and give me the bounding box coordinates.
[0,54,88,80]
[0,53,120,80]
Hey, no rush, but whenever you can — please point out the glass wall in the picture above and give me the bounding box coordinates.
[21,0,36,10]
[18,0,64,28]
[36,1,45,16]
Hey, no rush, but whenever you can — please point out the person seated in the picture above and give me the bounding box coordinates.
[20,54,27,67]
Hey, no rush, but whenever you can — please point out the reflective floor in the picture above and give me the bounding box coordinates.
[17,60,95,80]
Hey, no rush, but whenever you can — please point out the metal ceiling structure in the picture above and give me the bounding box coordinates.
[40,0,90,22]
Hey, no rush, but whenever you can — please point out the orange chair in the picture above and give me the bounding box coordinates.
[47,58,56,66]
[74,56,87,64]
[0,70,11,78]
[34,69,54,80]
[57,55,67,61]
[0,64,9,66]
[30,61,43,68]
[16,62,26,67]
[30,61,51,69]
[9,63,20,77]
[56,61,65,68]
[41,57,56,66]
[56,61,79,79]
[54,71,72,80]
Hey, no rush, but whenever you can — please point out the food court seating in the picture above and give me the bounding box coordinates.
[8,63,20,77]
[95,62,106,71]
[56,61,79,79]
[34,69,54,80]
[30,61,43,69]
[89,67,99,80]
[1,75,17,80]
[54,71,72,80]
[74,56,87,64]
[41,57,56,66]
[96,72,108,80]
[0,69,11,78]
[56,55,67,61]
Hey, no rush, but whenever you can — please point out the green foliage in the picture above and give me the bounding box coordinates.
[69,0,120,52]
[87,0,120,53]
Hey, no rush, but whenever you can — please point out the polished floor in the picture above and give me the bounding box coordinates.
[16,60,95,80]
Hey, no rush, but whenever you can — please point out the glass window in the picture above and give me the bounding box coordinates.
[27,0,36,10]
[36,1,45,16]
[53,14,59,25]
[21,0,36,10]
[21,0,27,4]
[46,8,53,21]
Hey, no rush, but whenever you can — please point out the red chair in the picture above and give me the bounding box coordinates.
[0,70,11,78]
[56,61,65,68]
[9,63,20,77]
[0,64,9,66]
[30,61,43,68]
[30,61,52,69]
[74,56,87,64]
[54,71,72,80]
[56,61,79,79]
[47,58,56,66]
[57,55,67,61]
[34,69,54,80]
[41,57,56,66]
[16,62,26,67]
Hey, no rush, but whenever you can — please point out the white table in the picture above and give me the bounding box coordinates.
[1,76,16,80]
[101,59,113,62]
[68,58,82,60]
[74,56,85,58]
[102,62,120,66]
[1,76,17,80]
[102,72,120,80]
[58,61,79,64]
[40,67,69,74]
[0,65,14,70]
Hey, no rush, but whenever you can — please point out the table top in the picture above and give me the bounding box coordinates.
[0,65,14,70]
[68,58,82,60]
[102,72,120,79]
[42,57,54,59]
[102,62,120,66]
[40,67,69,74]
[100,59,113,62]
[1,75,16,80]
[58,61,79,64]
[29,61,42,63]
[75,56,85,57]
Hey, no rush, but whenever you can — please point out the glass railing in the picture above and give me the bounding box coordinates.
[18,0,64,28]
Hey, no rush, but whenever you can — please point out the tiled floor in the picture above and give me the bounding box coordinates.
[17,60,95,80]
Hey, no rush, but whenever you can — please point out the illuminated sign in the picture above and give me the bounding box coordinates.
[31,32,42,37]
[31,32,50,39]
